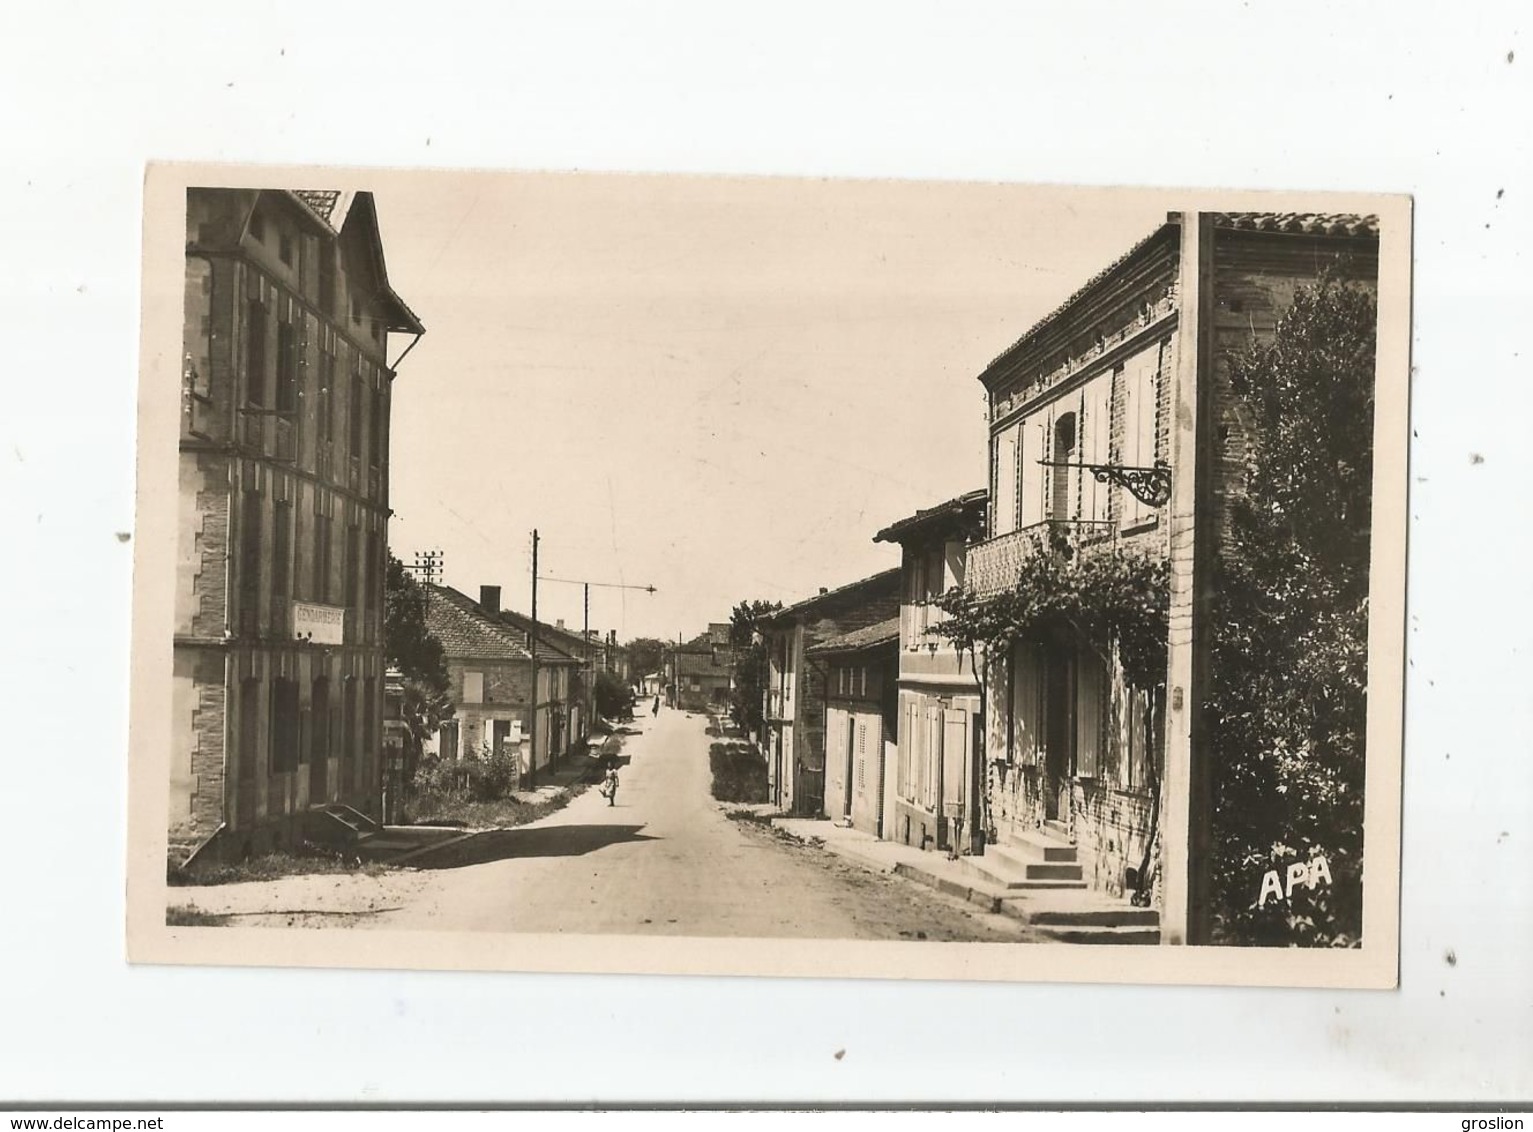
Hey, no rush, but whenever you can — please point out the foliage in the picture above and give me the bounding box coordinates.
[726,598,782,734]
[626,637,668,681]
[931,536,1170,691]
[1206,276,1376,947]
[385,552,454,789]
[709,740,770,804]
[594,668,635,720]
[476,744,520,801]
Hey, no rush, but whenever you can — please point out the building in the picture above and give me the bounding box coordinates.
[761,571,901,816]
[170,188,423,868]
[669,624,735,711]
[964,211,1379,925]
[496,606,591,758]
[424,585,581,781]
[872,490,989,854]
[809,617,899,836]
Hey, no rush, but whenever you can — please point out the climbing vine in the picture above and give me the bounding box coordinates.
[929,532,1170,691]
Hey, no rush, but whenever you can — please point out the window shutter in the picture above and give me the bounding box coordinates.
[942,708,967,810]
[994,424,1019,536]
[1075,655,1103,778]
[1021,415,1046,528]
[1013,642,1042,766]
[1088,375,1112,522]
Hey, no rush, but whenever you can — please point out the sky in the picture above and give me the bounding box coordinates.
[371,172,1169,643]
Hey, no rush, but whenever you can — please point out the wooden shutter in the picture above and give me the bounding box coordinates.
[1075,654,1103,778]
[942,708,968,811]
[1122,349,1159,526]
[1086,374,1113,522]
[925,705,941,809]
[1013,642,1042,766]
[994,424,1020,536]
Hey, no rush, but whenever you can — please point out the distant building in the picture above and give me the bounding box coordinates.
[669,624,735,711]
[170,188,423,868]
[761,571,901,816]
[872,490,988,854]
[424,585,581,780]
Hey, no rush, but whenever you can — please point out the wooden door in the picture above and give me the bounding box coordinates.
[1043,653,1074,821]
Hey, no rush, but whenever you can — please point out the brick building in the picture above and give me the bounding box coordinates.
[872,490,988,854]
[425,585,580,780]
[170,188,423,868]
[761,570,900,816]
[964,212,1379,923]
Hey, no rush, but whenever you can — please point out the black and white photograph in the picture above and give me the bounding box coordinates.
[126,166,1409,985]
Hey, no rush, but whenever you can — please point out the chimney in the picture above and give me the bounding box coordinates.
[556,618,565,630]
[819,587,829,595]
[480,585,501,613]
[609,629,617,645]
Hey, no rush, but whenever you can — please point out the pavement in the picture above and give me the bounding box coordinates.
[770,816,1161,942]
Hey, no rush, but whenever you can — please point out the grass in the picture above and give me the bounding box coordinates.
[407,783,590,830]
[168,850,394,887]
[709,739,769,804]
[165,905,232,927]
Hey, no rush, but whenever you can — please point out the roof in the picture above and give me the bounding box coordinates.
[873,489,988,545]
[426,586,531,662]
[495,608,583,665]
[766,567,902,625]
[806,616,901,657]
[270,189,425,337]
[978,210,1378,386]
[675,649,730,676]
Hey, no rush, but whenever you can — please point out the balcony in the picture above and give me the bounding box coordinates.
[965,520,1116,598]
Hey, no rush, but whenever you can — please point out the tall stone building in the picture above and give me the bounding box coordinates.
[170,188,424,867]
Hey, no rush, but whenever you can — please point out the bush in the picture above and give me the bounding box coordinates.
[476,746,519,801]
[709,740,769,804]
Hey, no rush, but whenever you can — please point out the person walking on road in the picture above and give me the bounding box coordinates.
[600,766,620,807]
[652,695,660,717]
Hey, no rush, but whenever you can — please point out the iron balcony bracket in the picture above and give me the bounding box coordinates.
[1038,460,1172,508]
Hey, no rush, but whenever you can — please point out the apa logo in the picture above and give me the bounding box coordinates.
[1257,853,1333,909]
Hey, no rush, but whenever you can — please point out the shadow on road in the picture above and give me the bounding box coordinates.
[407,824,657,870]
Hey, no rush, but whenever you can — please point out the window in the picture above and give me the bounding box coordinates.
[463,671,485,704]
[245,301,267,406]
[318,246,336,316]
[276,320,298,414]
[270,678,300,773]
[440,720,459,762]
[1051,411,1078,520]
[993,423,1020,537]
[239,490,262,631]
[341,677,357,782]
[312,676,331,767]
[344,525,360,610]
[1081,376,1113,523]
[318,348,336,441]
[248,210,265,243]
[279,231,294,266]
[369,384,383,467]
[363,530,380,625]
[349,371,365,457]
[312,512,332,603]
[238,679,261,781]
[272,500,292,602]
[1021,414,1048,527]
[1120,346,1162,527]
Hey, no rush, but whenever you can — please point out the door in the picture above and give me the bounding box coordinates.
[1043,653,1074,822]
[310,676,330,803]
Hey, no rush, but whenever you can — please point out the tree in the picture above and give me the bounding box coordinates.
[385,552,453,789]
[726,599,782,735]
[1206,275,1376,947]
[594,668,634,721]
[626,637,667,683]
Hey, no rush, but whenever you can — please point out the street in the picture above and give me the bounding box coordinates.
[365,708,1031,941]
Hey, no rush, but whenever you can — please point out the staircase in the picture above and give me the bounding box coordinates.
[306,803,382,850]
[959,825,1161,944]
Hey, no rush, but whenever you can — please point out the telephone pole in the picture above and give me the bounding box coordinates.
[528,529,539,789]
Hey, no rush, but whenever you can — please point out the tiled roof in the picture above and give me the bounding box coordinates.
[979,210,1379,383]
[292,190,342,222]
[676,648,730,676]
[426,586,532,662]
[495,609,583,664]
[1211,212,1378,237]
[769,567,902,623]
[806,616,900,656]
[873,489,988,545]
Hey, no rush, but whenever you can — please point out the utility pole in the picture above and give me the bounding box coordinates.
[583,582,592,731]
[535,572,657,725]
[528,529,539,790]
